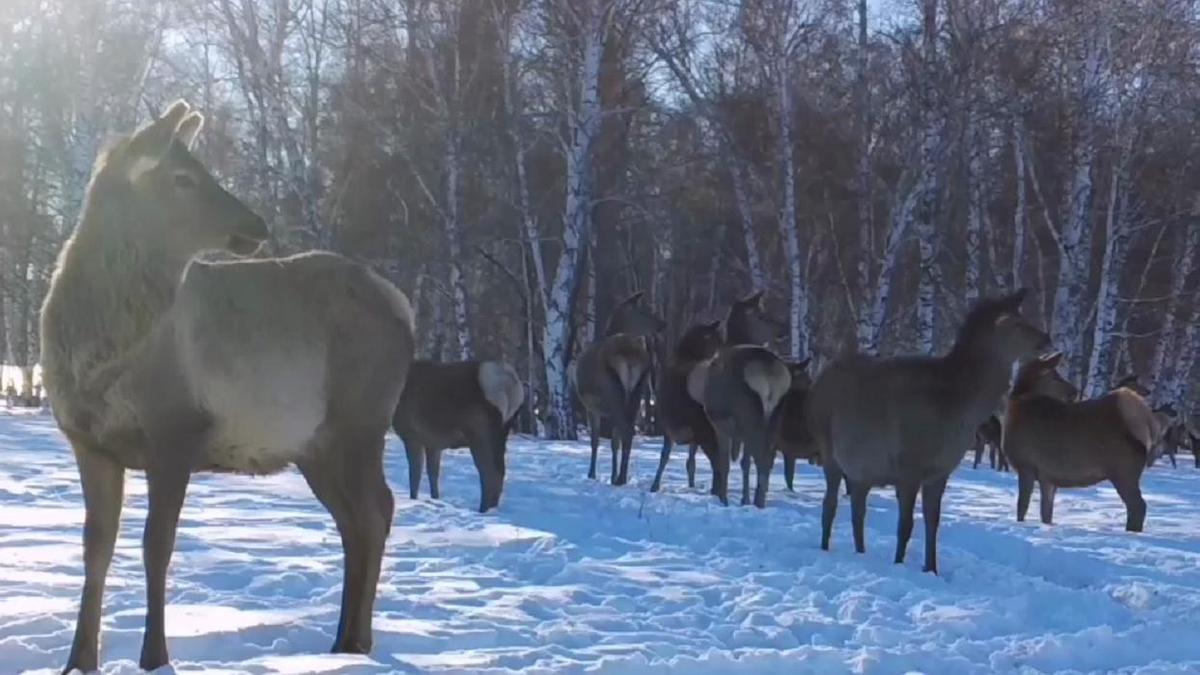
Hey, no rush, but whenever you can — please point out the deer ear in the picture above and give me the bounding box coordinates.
[126,100,193,180]
[705,319,722,331]
[1005,287,1030,311]
[174,112,205,150]
[741,290,764,307]
[796,358,811,371]
[623,290,645,305]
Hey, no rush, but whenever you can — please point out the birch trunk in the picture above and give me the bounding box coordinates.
[915,0,940,355]
[1151,222,1200,404]
[731,156,766,290]
[854,0,875,352]
[964,115,984,304]
[1084,143,1131,397]
[776,70,808,360]
[1052,31,1104,383]
[1012,116,1028,289]
[444,133,473,359]
[542,1,605,439]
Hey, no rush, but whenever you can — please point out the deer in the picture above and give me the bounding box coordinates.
[773,359,816,492]
[972,415,1007,471]
[687,291,791,508]
[1150,404,1189,469]
[40,101,415,672]
[807,289,1049,574]
[571,291,665,485]
[392,360,524,513]
[649,320,723,493]
[1003,352,1161,532]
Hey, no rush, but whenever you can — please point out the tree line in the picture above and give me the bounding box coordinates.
[1,0,1198,438]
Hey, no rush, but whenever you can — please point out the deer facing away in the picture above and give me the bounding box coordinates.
[571,291,664,485]
[40,102,416,671]
[687,291,791,507]
[392,360,524,513]
[1003,352,1161,531]
[773,359,816,492]
[807,289,1050,574]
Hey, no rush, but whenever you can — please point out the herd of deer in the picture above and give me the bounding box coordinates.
[35,104,1196,672]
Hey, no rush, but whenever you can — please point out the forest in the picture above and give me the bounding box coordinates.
[1,0,1198,438]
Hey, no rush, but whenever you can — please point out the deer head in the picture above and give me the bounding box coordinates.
[101,100,268,259]
[606,290,667,337]
[1013,352,1078,401]
[725,290,786,346]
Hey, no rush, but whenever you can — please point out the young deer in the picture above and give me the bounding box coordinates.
[1003,352,1161,531]
[773,359,816,492]
[41,102,414,671]
[572,293,664,485]
[808,289,1049,574]
[392,360,524,513]
[649,320,723,493]
[688,291,791,507]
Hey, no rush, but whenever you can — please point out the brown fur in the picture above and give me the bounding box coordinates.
[808,289,1050,574]
[41,102,414,672]
[393,360,523,513]
[1004,353,1152,532]
[772,360,816,492]
[691,291,791,508]
[650,321,723,493]
[573,333,654,485]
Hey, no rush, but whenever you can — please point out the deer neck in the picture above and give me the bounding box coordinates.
[944,345,1017,425]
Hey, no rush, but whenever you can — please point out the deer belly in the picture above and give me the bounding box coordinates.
[195,365,326,474]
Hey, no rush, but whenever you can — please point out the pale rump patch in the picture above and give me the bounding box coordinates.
[1112,387,1158,454]
[686,359,712,405]
[479,361,524,422]
[610,356,646,396]
[743,359,791,418]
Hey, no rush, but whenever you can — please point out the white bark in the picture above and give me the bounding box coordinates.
[1012,116,1028,289]
[444,135,472,359]
[731,157,767,290]
[1052,29,1106,383]
[964,114,985,304]
[776,69,808,360]
[864,176,920,354]
[1084,144,1130,398]
[542,0,607,439]
[1151,222,1200,404]
[915,0,940,355]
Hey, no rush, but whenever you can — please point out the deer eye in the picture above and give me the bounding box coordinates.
[172,173,197,190]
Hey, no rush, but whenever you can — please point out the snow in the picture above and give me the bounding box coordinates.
[2,409,1200,674]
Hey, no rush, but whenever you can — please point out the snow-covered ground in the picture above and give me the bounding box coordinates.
[2,410,1199,674]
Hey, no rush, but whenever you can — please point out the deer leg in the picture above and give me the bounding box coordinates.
[751,434,775,509]
[921,475,948,574]
[405,444,424,500]
[609,433,621,485]
[784,454,796,492]
[1168,445,1177,469]
[617,425,635,486]
[468,442,499,513]
[426,447,443,500]
[1017,469,1035,522]
[714,432,732,506]
[894,479,919,565]
[139,433,203,671]
[1111,473,1146,532]
[63,443,125,675]
[739,438,753,506]
[650,435,673,493]
[820,460,843,551]
[1038,481,1056,525]
[587,412,601,480]
[348,442,393,653]
[686,443,698,489]
[973,440,983,469]
[999,449,1010,472]
[850,481,870,555]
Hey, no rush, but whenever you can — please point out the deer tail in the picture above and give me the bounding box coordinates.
[478,361,524,423]
[743,357,791,421]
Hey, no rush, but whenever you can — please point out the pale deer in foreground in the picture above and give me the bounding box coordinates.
[392,360,524,513]
[808,289,1049,574]
[1003,353,1161,531]
[650,320,723,493]
[572,292,665,485]
[41,102,415,672]
[773,359,815,492]
[687,291,791,507]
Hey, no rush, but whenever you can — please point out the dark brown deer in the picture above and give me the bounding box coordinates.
[392,360,524,513]
[687,291,791,507]
[1151,404,1188,469]
[606,290,667,337]
[971,415,1007,471]
[649,320,723,493]
[41,102,414,671]
[773,359,816,492]
[808,289,1049,574]
[572,334,652,485]
[1003,352,1161,531]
